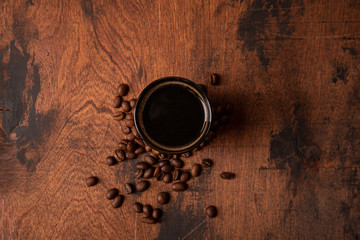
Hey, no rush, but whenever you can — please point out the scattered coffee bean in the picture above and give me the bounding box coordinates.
[158,160,170,167]
[157,192,170,205]
[121,126,130,134]
[134,138,145,147]
[125,113,133,120]
[135,147,145,155]
[210,73,220,86]
[134,169,144,179]
[152,208,162,220]
[141,217,156,224]
[143,205,153,217]
[118,142,127,151]
[153,167,161,178]
[152,149,160,155]
[112,195,124,208]
[130,99,137,108]
[158,153,167,160]
[161,165,173,173]
[170,159,184,168]
[145,145,152,152]
[125,119,135,127]
[113,111,125,120]
[149,152,159,160]
[124,183,134,194]
[201,159,213,168]
[136,180,150,192]
[172,182,188,191]
[106,156,117,166]
[131,127,140,138]
[136,162,150,170]
[173,169,182,181]
[113,96,122,108]
[126,152,137,159]
[145,155,157,165]
[219,115,229,125]
[132,202,143,213]
[182,152,192,158]
[106,188,119,200]
[162,173,173,183]
[143,167,154,179]
[126,132,136,141]
[220,172,235,179]
[114,149,125,161]
[191,164,202,177]
[157,172,165,181]
[86,176,98,187]
[127,142,137,152]
[179,172,191,182]
[117,84,129,96]
[206,206,217,218]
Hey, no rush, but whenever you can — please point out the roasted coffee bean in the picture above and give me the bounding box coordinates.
[124,183,134,194]
[113,96,122,108]
[225,103,234,114]
[132,202,143,213]
[126,152,137,159]
[191,164,202,177]
[136,162,150,170]
[220,172,235,179]
[152,208,162,220]
[162,173,173,183]
[143,167,154,179]
[179,172,191,182]
[126,119,135,127]
[152,149,160,155]
[158,153,166,159]
[114,149,125,161]
[131,127,140,138]
[118,142,127,151]
[182,152,192,158]
[106,188,119,200]
[136,180,150,192]
[206,206,217,218]
[157,192,170,205]
[141,217,156,224]
[127,142,137,152]
[130,98,137,108]
[153,167,161,178]
[210,73,220,85]
[198,84,207,94]
[145,145,152,152]
[117,84,129,96]
[215,106,225,116]
[112,195,124,208]
[86,176,98,187]
[125,113,133,120]
[135,147,145,155]
[219,115,229,125]
[158,160,170,167]
[113,111,125,120]
[134,169,144,179]
[161,165,173,173]
[106,156,117,166]
[122,126,131,134]
[172,154,179,159]
[149,152,159,160]
[173,169,182,181]
[170,159,184,168]
[205,131,216,141]
[143,205,153,217]
[126,133,136,141]
[201,159,213,168]
[172,182,188,191]
[119,139,128,145]
[145,155,157,165]
[134,138,145,147]
[157,172,165,181]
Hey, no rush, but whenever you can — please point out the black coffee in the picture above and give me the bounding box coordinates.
[142,84,205,148]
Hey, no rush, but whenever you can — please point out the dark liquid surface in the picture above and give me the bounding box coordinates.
[142,84,205,147]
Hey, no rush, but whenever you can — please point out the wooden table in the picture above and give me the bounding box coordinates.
[1,0,359,239]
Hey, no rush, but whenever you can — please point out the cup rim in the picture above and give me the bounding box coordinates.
[134,76,212,154]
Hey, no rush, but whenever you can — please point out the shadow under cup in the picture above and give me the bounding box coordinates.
[134,77,212,154]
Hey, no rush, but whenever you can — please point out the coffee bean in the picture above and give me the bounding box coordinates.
[157,192,170,205]
[126,133,136,141]
[114,149,125,161]
[131,127,140,138]
[126,152,137,159]
[135,147,145,155]
[134,138,145,147]
[158,153,166,160]
[125,113,133,120]
[127,142,137,152]
[162,173,173,183]
[133,202,143,213]
[153,167,161,178]
[86,176,98,187]
[136,180,150,192]
[106,188,119,200]
[141,217,156,224]
[191,164,202,177]
[145,145,152,152]
[210,73,220,86]
[145,155,157,165]
[113,111,125,121]
[117,84,129,96]
[124,183,134,194]
[161,165,173,173]
[151,149,160,155]
[119,139,128,145]
[152,208,162,220]
[205,131,216,142]
[215,106,225,116]
[225,103,234,114]
[143,205,153,217]
[136,162,150,170]
[126,119,135,127]
[170,159,184,168]
[201,159,213,168]
[179,172,191,182]
[158,160,170,167]
[206,206,217,218]
[171,182,188,191]
[149,152,159,160]
[106,156,117,166]
[122,126,131,134]
[172,154,180,159]
[219,115,229,125]
[118,142,127,151]
[173,169,182,181]
[130,98,137,108]
[220,172,235,179]
[112,195,124,208]
[143,167,154,179]
[182,152,192,158]
[113,96,122,108]
[157,172,165,181]
[134,169,144,179]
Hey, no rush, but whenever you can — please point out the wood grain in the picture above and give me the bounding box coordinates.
[1,0,360,239]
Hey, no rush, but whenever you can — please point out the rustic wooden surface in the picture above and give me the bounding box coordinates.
[1,0,360,239]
